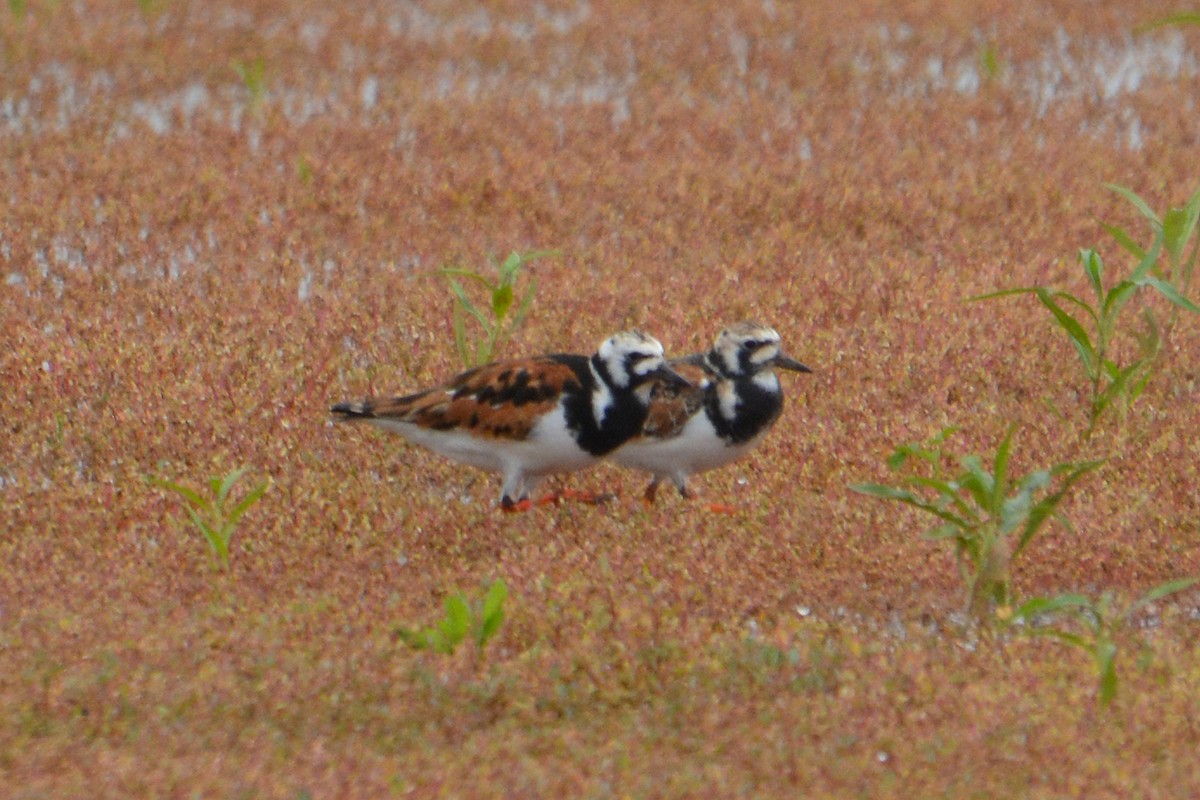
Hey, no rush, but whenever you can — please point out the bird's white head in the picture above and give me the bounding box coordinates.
[710,321,810,377]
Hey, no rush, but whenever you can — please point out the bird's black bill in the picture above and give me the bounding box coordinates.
[773,354,812,373]
[654,362,695,389]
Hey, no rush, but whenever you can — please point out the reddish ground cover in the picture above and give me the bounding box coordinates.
[3,1,1200,796]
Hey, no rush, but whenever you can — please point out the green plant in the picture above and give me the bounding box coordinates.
[1008,578,1197,707]
[979,42,1002,81]
[232,57,268,113]
[149,467,269,568]
[439,250,557,367]
[1136,12,1200,33]
[8,0,27,21]
[397,578,508,656]
[1101,182,1200,321]
[135,0,167,17]
[974,186,1200,433]
[851,426,1100,620]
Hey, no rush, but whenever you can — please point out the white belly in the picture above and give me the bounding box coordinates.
[612,413,760,480]
[366,405,598,479]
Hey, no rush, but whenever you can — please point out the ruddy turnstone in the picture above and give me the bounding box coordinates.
[609,321,811,506]
[330,330,687,511]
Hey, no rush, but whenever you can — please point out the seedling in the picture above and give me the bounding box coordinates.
[974,231,1199,434]
[232,57,268,114]
[1136,12,1200,33]
[149,467,269,568]
[1100,182,1200,321]
[439,250,557,367]
[397,578,508,656]
[851,426,1100,620]
[1008,577,1198,707]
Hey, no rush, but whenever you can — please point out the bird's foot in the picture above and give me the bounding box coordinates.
[500,496,535,513]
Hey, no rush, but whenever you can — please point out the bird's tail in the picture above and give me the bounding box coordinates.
[330,401,375,421]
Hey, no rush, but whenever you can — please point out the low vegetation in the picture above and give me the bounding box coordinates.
[3,1,1200,796]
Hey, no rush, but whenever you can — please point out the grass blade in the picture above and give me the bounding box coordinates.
[1099,221,1146,261]
[227,480,269,525]
[1104,182,1161,226]
[1128,577,1199,616]
[512,280,537,328]
[148,476,208,511]
[216,467,249,507]
[1080,249,1104,302]
[446,279,491,329]
[1135,12,1200,32]
[991,425,1017,512]
[1139,276,1200,314]
[1033,288,1096,377]
[1096,639,1118,707]
[438,268,496,290]
[451,305,470,367]
[1014,461,1101,558]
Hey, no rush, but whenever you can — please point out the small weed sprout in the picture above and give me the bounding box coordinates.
[135,0,167,18]
[851,427,1100,621]
[975,185,1200,434]
[979,42,1002,81]
[397,578,508,657]
[1136,12,1200,33]
[439,250,557,367]
[232,57,268,114]
[1008,578,1198,707]
[149,467,269,568]
[1101,182,1200,324]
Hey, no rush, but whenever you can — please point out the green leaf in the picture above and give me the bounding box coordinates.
[451,305,470,367]
[924,522,968,541]
[446,278,491,329]
[1014,461,1101,557]
[1013,468,1051,494]
[1100,280,1139,326]
[1094,358,1149,419]
[512,280,537,328]
[148,476,209,511]
[1163,206,1193,268]
[481,578,508,622]
[1013,593,1092,620]
[991,425,1017,512]
[905,476,978,520]
[499,251,522,282]
[1104,183,1161,227]
[1080,249,1103,301]
[1136,12,1200,33]
[968,287,1042,303]
[1139,276,1200,314]
[1099,222,1146,262]
[396,627,433,651]
[439,268,496,291]
[1032,288,1097,376]
[215,467,248,507]
[227,480,269,525]
[438,594,471,651]
[958,455,995,512]
[1095,639,1119,707]
[477,579,508,647]
[1129,233,1164,282]
[999,490,1032,534]
[849,483,974,530]
[1130,577,1198,614]
[492,283,514,322]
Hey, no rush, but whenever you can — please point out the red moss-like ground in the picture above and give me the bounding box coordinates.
[3,1,1200,796]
